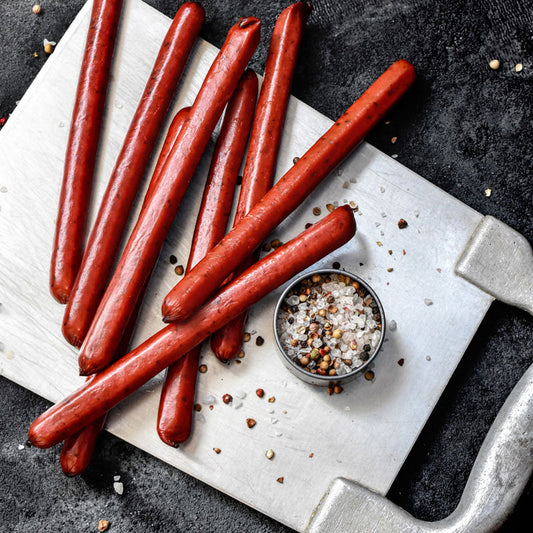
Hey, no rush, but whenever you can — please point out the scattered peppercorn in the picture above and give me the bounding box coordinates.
[271,238,283,249]
[98,519,109,532]
[515,63,523,72]
[332,261,340,269]
[199,364,207,373]
[169,254,177,264]
[276,477,284,484]
[364,370,375,381]
[262,241,272,252]
[255,336,264,346]
[174,264,184,275]
[237,349,245,358]
[246,418,256,428]
[293,157,300,164]
[305,222,313,229]
[397,358,405,366]
[268,396,275,403]
[265,449,275,460]
[312,206,321,216]
[398,218,408,229]
[333,385,343,394]
[256,388,264,398]
[44,42,54,54]
[489,59,500,70]
[194,404,202,412]
[32,5,42,15]
[213,447,221,454]
[222,394,232,404]
[326,203,335,212]
[243,332,251,342]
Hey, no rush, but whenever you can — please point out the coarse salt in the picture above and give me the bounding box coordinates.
[277,274,382,378]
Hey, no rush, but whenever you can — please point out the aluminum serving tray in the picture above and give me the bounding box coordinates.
[0,1,495,531]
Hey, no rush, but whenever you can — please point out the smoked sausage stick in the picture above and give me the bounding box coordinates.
[28,206,356,448]
[77,18,261,376]
[157,70,258,446]
[58,108,191,475]
[162,59,415,322]
[211,2,311,362]
[61,2,205,347]
[50,0,123,304]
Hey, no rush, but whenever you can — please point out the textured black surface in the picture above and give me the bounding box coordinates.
[1,1,532,532]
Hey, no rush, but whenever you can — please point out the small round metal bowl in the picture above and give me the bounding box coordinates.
[273,269,386,386]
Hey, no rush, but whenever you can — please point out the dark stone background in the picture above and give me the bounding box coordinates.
[1,0,531,531]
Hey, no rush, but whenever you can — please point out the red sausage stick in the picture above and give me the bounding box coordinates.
[211,2,311,362]
[50,0,123,304]
[157,70,258,446]
[28,206,356,448]
[77,18,261,376]
[61,2,205,347]
[58,104,192,473]
[58,109,190,475]
[162,59,415,323]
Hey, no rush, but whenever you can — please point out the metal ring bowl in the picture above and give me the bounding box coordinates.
[273,269,386,386]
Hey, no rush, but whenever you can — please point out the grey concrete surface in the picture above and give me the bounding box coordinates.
[1,0,532,532]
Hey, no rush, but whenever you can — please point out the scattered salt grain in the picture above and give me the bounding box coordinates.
[0,186,8,193]
[233,400,243,409]
[389,320,397,331]
[113,475,120,481]
[202,395,216,405]
[196,413,206,423]
[113,482,124,495]
[379,186,385,193]
[424,298,433,306]
[18,444,25,450]
[414,210,420,218]
[235,390,246,399]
